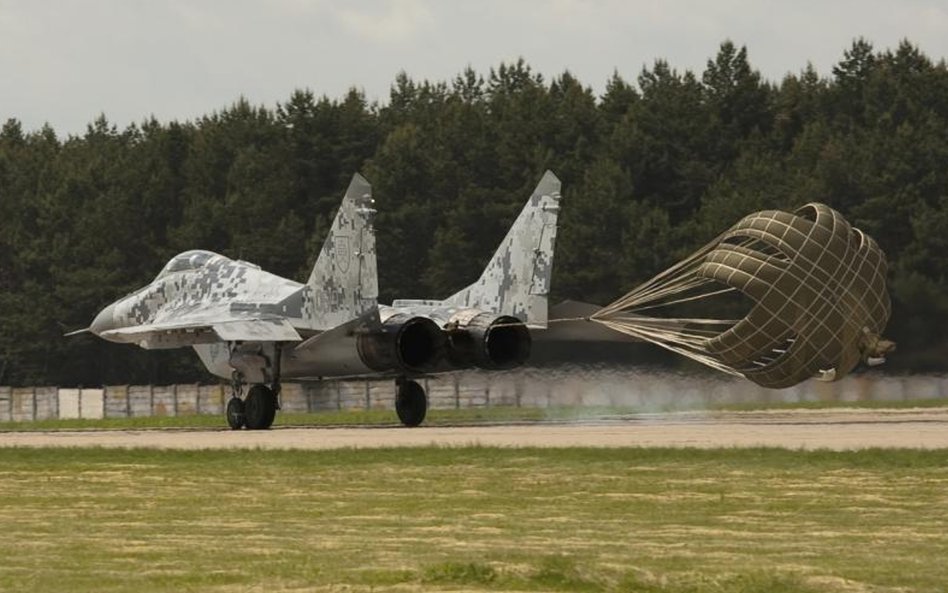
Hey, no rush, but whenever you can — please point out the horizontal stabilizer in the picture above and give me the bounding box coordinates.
[550,299,602,318]
[295,309,380,351]
[64,328,90,337]
[536,300,639,342]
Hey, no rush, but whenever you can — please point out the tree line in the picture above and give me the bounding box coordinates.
[1,39,946,386]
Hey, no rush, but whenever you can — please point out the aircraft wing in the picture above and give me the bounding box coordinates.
[99,317,302,349]
[211,319,302,341]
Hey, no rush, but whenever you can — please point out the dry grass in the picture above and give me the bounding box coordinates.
[0,447,945,592]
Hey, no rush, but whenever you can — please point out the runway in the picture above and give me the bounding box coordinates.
[1,407,947,450]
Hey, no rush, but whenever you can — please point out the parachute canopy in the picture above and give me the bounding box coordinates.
[590,203,893,389]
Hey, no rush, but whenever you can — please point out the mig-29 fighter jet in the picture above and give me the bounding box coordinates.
[73,171,562,430]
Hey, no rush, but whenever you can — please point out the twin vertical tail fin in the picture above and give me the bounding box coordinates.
[445,171,562,328]
[305,173,379,330]
[305,171,562,330]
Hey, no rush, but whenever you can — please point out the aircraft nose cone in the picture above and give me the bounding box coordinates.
[90,304,116,335]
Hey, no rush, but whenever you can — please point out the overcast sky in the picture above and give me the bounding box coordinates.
[2,0,947,136]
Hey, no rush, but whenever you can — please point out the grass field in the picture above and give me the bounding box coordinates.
[1,397,946,432]
[1,447,946,592]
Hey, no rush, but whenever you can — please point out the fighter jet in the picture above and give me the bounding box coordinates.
[73,171,562,429]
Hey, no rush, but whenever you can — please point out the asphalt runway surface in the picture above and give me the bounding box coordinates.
[1,407,947,450]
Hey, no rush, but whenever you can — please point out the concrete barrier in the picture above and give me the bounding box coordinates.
[0,370,946,422]
[80,389,104,419]
[59,389,80,419]
[0,387,9,422]
[128,385,152,417]
[57,388,103,419]
[11,388,36,422]
[198,384,226,415]
[104,386,129,418]
[175,385,198,416]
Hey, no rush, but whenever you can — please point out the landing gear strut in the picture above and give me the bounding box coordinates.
[395,378,427,427]
[226,376,245,430]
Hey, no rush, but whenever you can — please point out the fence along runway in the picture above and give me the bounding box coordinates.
[2,407,947,450]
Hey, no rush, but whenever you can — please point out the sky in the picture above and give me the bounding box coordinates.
[2,0,947,136]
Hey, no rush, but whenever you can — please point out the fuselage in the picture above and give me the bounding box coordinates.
[89,251,530,384]
[91,250,313,349]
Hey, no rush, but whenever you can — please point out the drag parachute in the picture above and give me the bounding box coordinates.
[589,203,894,388]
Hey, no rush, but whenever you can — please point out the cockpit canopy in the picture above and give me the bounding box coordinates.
[156,250,220,280]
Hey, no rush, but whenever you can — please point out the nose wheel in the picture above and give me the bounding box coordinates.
[226,397,245,430]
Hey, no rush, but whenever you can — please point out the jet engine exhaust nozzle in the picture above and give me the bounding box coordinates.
[358,314,445,373]
[448,313,531,370]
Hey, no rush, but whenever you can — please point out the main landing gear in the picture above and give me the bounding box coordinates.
[226,345,282,430]
[226,381,280,430]
[226,372,428,430]
[395,377,427,427]
[225,356,280,430]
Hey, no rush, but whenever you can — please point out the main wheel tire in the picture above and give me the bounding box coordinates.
[395,379,427,427]
[244,384,277,430]
[226,397,245,430]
